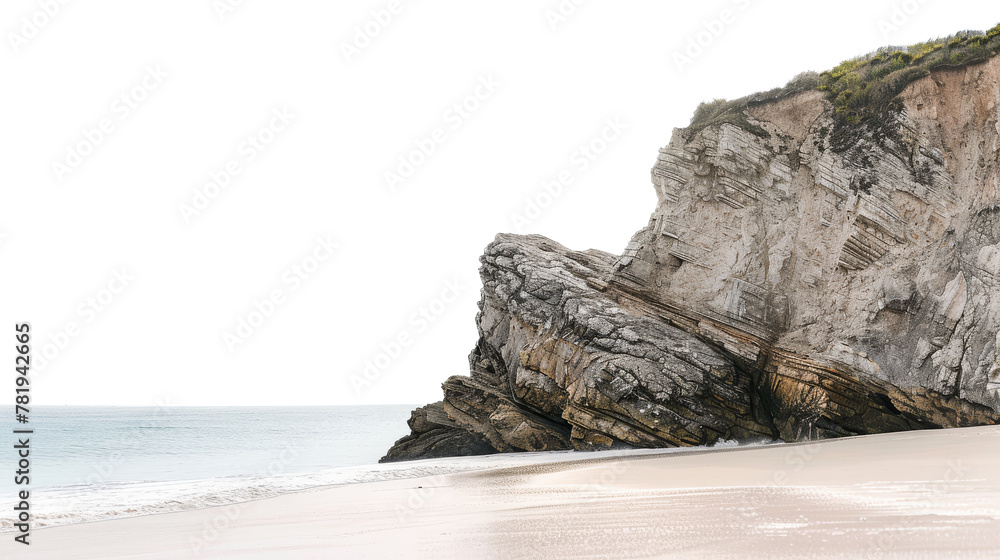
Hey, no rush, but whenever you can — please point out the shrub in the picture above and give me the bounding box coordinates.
[684,23,1000,152]
[813,24,1000,154]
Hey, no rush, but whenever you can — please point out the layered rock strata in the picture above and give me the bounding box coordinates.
[382,51,1000,462]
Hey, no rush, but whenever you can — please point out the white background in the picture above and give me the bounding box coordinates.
[3,0,997,406]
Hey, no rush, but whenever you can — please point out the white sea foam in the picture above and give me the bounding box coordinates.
[0,446,732,531]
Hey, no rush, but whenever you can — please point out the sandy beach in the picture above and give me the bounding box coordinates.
[5,426,999,559]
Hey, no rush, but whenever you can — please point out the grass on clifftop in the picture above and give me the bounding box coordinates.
[686,24,1000,153]
[686,72,820,139]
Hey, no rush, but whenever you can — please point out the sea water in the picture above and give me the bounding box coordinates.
[1,405,421,530]
[0,405,740,531]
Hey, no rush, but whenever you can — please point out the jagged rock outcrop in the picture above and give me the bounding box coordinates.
[380,402,496,462]
[382,42,1000,462]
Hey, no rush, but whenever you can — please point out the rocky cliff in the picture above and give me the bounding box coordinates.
[382,32,1000,462]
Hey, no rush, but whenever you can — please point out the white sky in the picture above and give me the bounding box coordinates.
[3,0,998,406]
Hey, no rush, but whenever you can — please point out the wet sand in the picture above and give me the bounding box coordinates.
[7,426,1000,559]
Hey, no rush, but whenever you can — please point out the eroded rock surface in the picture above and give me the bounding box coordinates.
[383,53,1000,462]
[380,402,496,462]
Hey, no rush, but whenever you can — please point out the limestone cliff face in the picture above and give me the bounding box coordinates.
[382,53,1000,462]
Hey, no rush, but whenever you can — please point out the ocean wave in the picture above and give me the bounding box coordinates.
[0,445,746,532]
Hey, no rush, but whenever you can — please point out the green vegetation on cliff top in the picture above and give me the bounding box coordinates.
[686,24,1000,153]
